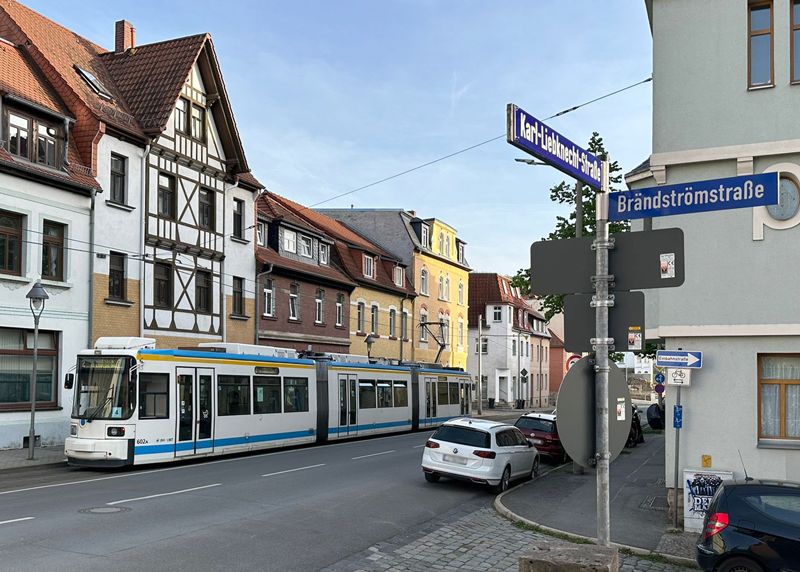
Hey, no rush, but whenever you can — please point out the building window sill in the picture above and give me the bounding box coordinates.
[105,200,136,212]
[104,298,134,307]
[747,83,774,91]
[262,314,277,321]
[388,336,398,341]
[230,314,249,321]
[0,273,29,284]
[314,321,327,327]
[757,439,800,450]
[231,236,249,245]
[355,332,366,337]
[41,279,72,289]
[288,318,302,323]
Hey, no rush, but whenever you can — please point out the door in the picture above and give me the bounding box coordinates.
[460,380,469,415]
[175,367,214,457]
[338,374,357,436]
[424,377,437,426]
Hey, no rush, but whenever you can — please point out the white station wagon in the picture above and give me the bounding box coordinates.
[421,418,540,493]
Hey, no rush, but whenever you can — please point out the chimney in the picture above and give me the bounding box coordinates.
[115,20,135,53]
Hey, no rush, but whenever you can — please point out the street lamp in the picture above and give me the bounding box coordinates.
[364,333,377,360]
[26,280,49,460]
[514,158,547,166]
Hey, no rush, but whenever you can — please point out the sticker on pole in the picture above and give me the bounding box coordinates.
[627,326,642,351]
[660,253,675,279]
[616,397,626,421]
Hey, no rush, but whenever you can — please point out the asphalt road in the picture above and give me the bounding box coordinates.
[0,429,510,572]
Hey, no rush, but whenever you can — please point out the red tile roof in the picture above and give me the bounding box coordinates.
[0,36,66,115]
[256,246,355,288]
[468,273,537,331]
[258,193,323,236]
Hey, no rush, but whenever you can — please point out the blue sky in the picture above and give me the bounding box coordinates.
[32,1,653,275]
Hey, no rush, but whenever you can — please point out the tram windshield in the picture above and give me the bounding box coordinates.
[72,356,135,420]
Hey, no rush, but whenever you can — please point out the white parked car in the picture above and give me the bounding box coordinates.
[421,418,540,493]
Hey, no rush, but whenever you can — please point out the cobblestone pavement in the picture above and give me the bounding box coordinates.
[322,506,697,572]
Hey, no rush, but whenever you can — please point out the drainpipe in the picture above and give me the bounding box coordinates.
[399,292,410,362]
[88,188,97,348]
[254,264,274,344]
[139,144,150,338]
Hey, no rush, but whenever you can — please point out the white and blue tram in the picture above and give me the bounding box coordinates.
[64,337,473,467]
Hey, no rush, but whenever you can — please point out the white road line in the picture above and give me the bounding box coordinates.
[262,463,325,478]
[413,444,426,448]
[351,450,395,460]
[107,483,221,506]
[0,517,35,526]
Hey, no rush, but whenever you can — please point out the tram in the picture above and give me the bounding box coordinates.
[64,337,473,467]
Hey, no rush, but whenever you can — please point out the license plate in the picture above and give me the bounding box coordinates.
[443,454,467,465]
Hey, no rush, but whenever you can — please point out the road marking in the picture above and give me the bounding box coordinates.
[107,483,221,506]
[262,463,325,478]
[413,444,426,448]
[351,450,395,460]
[0,517,35,526]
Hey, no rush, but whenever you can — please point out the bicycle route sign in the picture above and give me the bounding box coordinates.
[667,367,692,387]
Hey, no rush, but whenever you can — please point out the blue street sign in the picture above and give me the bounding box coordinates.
[655,383,665,394]
[655,372,665,384]
[673,405,683,429]
[507,104,603,189]
[609,173,778,221]
[656,350,703,369]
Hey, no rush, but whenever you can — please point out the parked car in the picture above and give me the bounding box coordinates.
[697,479,800,572]
[421,418,540,493]
[514,412,568,464]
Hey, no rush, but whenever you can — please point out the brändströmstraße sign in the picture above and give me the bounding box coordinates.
[507,104,603,189]
[609,173,778,221]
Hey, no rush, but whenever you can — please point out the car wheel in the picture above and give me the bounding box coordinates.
[492,466,511,494]
[424,472,440,483]
[530,456,540,479]
[717,557,764,572]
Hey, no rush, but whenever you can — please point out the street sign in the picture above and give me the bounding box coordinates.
[507,104,603,189]
[564,291,645,353]
[609,173,779,221]
[667,368,692,386]
[673,405,683,429]
[655,372,666,384]
[656,350,703,369]
[555,356,630,469]
[520,368,528,378]
[655,383,665,394]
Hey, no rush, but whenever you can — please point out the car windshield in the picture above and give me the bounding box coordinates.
[72,356,135,420]
[432,425,490,448]
[515,417,556,433]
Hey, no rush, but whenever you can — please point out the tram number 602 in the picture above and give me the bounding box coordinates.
[136,438,148,445]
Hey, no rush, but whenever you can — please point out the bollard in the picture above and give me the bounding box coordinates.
[518,542,619,572]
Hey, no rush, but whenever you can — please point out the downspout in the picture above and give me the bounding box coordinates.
[88,188,96,348]
[254,264,274,345]
[399,292,410,363]
[139,144,151,338]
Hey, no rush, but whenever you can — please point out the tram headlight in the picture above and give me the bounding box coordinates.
[107,426,126,437]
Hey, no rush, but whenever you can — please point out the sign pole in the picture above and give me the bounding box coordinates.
[594,155,612,546]
[477,318,483,415]
[673,384,682,529]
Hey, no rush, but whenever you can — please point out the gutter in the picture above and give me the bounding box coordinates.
[88,188,97,347]
[139,143,151,337]
[254,263,274,344]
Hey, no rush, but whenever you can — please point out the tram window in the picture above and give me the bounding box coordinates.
[393,381,408,407]
[377,380,393,408]
[437,382,450,405]
[138,373,169,419]
[253,376,281,414]
[359,380,376,409]
[449,382,459,405]
[218,375,250,416]
[283,377,309,413]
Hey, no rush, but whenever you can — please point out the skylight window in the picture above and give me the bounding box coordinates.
[75,66,113,100]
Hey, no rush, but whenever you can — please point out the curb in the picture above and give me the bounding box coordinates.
[493,478,699,570]
[0,459,67,474]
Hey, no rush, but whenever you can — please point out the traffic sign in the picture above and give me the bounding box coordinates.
[655,383,665,394]
[673,405,683,429]
[609,173,779,221]
[656,350,703,369]
[655,372,666,384]
[667,368,692,386]
[564,291,645,353]
[520,368,528,378]
[507,104,602,188]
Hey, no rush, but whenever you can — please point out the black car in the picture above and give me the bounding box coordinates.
[697,479,800,572]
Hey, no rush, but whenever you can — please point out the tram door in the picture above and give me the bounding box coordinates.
[423,376,437,426]
[338,373,358,436]
[460,380,470,415]
[175,367,215,457]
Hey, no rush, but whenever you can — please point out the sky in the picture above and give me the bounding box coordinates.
[28,0,653,276]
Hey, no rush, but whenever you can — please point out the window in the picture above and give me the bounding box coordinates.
[289,283,299,320]
[75,66,113,99]
[175,98,188,133]
[420,310,428,341]
[359,380,376,409]
[284,377,309,412]
[438,274,444,299]
[370,305,378,334]
[759,355,800,439]
[218,375,250,416]
[190,103,206,141]
[793,0,800,83]
[257,221,267,246]
[363,254,375,278]
[138,373,169,419]
[0,328,58,409]
[493,306,502,322]
[198,188,215,230]
[320,243,329,264]
[37,124,57,167]
[377,380,393,408]
[108,252,126,301]
[233,276,244,316]
[420,268,429,295]
[394,266,404,287]
[300,236,313,258]
[444,277,450,301]
[512,339,517,356]
[8,112,30,160]
[421,224,429,248]
[508,307,513,321]
[157,173,176,220]
[401,311,409,340]
[110,154,126,204]
[233,199,244,239]
[283,229,296,253]
[458,243,464,263]
[458,282,464,305]
[475,336,488,354]
[458,320,464,348]
[195,270,212,313]
[6,111,61,168]
[357,302,365,332]
[449,382,459,405]
[41,221,64,281]
[315,288,324,323]
[438,232,445,254]
[154,262,173,308]
[389,309,397,338]
[393,381,408,407]
[749,1,773,87]
[0,210,22,276]
[263,279,275,317]
[336,293,344,326]
[253,376,281,414]
[432,425,490,448]
[437,381,449,405]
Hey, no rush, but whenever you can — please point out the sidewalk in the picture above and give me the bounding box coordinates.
[0,445,66,471]
[496,431,700,564]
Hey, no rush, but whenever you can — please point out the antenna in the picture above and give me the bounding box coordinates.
[738,449,753,482]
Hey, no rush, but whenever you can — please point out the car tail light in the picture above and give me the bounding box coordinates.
[107,426,126,437]
[704,512,729,539]
[473,450,496,459]
[425,440,440,449]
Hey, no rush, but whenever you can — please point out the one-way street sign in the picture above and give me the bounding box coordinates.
[656,350,703,369]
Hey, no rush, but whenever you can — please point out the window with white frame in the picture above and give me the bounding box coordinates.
[283,229,297,253]
[458,319,464,348]
[493,306,502,322]
[389,309,397,338]
[336,293,344,326]
[512,339,516,356]
[420,310,428,341]
[402,311,409,340]
[758,354,800,440]
[748,1,773,88]
[357,302,365,332]
[393,266,404,287]
[263,279,275,317]
[300,236,313,258]
[420,268,429,295]
[370,305,378,334]
[319,243,329,265]
[444,277,450,301]
[363,254,375,278]
[289,283,299,320]
[458,282,464,305]
[458,243,464,263]
[438,274,444,300]
[421,225,429,248]
[475,336,487,354]
[315,288,324,323]
[438,232,445,254]
[257,221,267,246]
